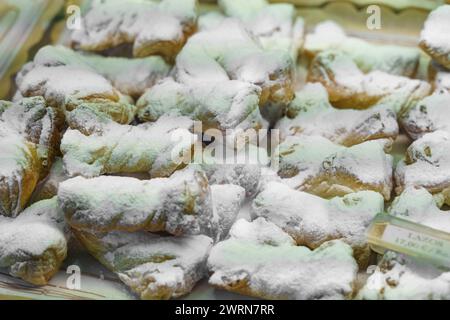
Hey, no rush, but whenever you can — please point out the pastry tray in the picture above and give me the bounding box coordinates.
[0,0,444,300]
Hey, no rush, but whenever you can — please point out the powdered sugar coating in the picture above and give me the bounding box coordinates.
[207,218,358,300]
[275,83,399,146]
[252,182,384,265]
[201,144,269,197]
[211,184,245,241]
[389,187,450,233]
[0,97,62,217]
[175,18,294,105]
[305,21,420,76]
[75,230,212,299]
[308,50,431,111]
[274,135,393,200]
[16,64,137,125]
[0,197,67,285]
[71,0,197,60]
[31,45,171,98]
[358,252,450,300]
[401,90,450,140]
[58,166,215,237]
[61,114,196,178]
[395,130,450,205]
[136,77,266,133]
[216,0,304,60]
[420,5,450,68]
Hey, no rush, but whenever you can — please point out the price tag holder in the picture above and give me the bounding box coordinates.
[367,213,450,270]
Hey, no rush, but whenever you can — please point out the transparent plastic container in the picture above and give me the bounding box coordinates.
[0,0,64,99]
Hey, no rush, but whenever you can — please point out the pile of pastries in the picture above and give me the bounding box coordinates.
[1,0,450,300]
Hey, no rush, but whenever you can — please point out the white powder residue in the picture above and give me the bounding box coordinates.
[389,187,450,234]
[58,166,215,237]
[358,252,450,300]
[71,0,197,59]
[305,21,420,76]
[0,197,67,285]
[401,90,450,139]
[77,229,212,300]
[420,5,450,66]
[274,135,393,200]
[395,130,450,196]
[211,184,245,241]
[252,181,384,252]
[61,114,196,178]
[275,83,399,146]
[207,218,358,300]
[32,45,171,98]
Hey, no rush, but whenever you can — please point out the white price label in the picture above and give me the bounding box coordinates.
[382,224,450,267]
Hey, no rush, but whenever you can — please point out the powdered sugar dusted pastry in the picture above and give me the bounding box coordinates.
[0,97,63,217]
[308,50,431,110]
[304,21,420,77]
[16,64,136,125]
[400,90,450,140]
[358,251,450,300]
[1,96,63,177]
[420,5,450,68]
[74,230,212,299]
[30,158,69,204]
[0,130,40,217]
[29,45,171,98]
[70,0,197,60]
[389,187,450,233]
[0,197,67,285]
[252,182,383,266]
[207,218,358,300]
[274,135,393,200]
[61,113,196,178]
[211,184,245,241]
[395,130,450,205]
[175,18,295,106]
[275,83,399,147]
[201,144,269,197]
[429,61,450,92]
[214,0,304,60]
[59,166,215,236]
[136,77,266,133]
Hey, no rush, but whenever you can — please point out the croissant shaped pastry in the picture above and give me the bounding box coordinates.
[70,0,198,61]
[395,130,450,205]
[358,251,450,300]
[388,187,450,233]
[400,90,450,140]
[275,83,399,147]
[27,45,171,99]
[252,182,384,266]
[61,108,196,178]
[16,63,136,125]
[0,97,63,217]
[419,5,450,69]
[274,135,393,200]
[74,231,212,300]
[136,77,267,134]
[308,50,431,111]
[0,197,68,285]
[207,218,358,300]
[58,166,215,236]
[175,18,295,106]
[200,0,304,60]
[304,21,420,77]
